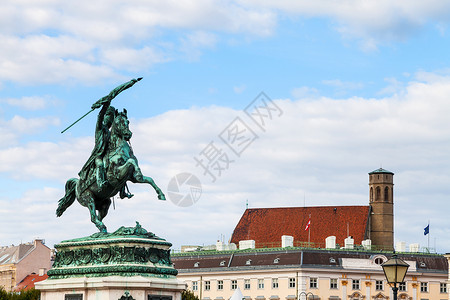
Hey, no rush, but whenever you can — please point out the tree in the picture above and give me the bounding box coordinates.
[0,287,40,300]
[182,290,199,300]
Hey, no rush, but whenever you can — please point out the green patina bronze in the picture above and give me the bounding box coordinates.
[56,79,166,233]
[48,223,178,279]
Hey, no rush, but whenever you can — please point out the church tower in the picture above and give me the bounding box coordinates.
[369,168,394,250]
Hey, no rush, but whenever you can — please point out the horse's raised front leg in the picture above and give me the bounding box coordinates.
[115,158,166,200]
[131,173,166,201]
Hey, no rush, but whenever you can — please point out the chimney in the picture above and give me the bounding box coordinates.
[239,240,255,250]
[344,236,354,249]
[362,239,372,250]
[396,241,406,252]
[281,235,294,248]
[409,243,420,252]
[325,236,336,249]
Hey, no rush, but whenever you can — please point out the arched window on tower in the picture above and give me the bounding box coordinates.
[370,187,373,202]
[384,187,389,202]
[376,187,381,201]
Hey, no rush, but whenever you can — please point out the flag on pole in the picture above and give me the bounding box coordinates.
[424,224,429,236]
[304,216,311,231]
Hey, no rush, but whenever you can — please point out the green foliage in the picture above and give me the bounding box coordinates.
[181,290,199,300]
[0,287,40,300]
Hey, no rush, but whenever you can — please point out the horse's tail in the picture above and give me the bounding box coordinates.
[56,178,78,217]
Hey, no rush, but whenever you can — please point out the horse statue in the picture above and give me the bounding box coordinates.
[56,79,165,233]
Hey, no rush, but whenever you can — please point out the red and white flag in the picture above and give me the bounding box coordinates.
[304,216,311,231]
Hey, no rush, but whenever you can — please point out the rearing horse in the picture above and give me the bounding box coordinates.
[56,110,165,232]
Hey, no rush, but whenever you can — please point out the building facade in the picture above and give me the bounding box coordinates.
[0,239,52,291]
[230,168,395,251]
[173,247,448,300]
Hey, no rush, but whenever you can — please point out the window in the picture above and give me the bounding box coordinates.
[399,282,406,292]
[246,259,252,265]
[352,279,360,290]
[244,279,251,290]
[273,258,280,264]
[220,260,226,266]
[420,282,428,292]
[440,282,447,293]
[384,187,389,202]
[258,279,264,289]
[231,280,238,290]
[217,280,223,290]
[374,257,385,265]
[205,281,210,291]
[376,280,383,291]
[192,281,198,291]
[330,278,338,289]
[194,262,199,267]
[289,278,296,288]
[272,278,278,289]
[310,278,318,289]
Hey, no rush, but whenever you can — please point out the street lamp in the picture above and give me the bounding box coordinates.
[381,254,409,300]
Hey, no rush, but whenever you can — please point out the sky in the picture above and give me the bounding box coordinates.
[1,0,450,253]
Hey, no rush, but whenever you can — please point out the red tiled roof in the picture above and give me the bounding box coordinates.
[230,206,370,248]
[14,274,48,291]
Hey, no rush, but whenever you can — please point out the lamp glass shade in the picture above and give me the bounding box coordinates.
[382,255,409,284]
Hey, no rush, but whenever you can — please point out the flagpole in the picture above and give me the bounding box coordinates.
[428,220,430,251]
[308,214,311,245]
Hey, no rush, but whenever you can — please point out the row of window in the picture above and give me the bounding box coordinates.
[192,279,447,294]
[194,278,287,291]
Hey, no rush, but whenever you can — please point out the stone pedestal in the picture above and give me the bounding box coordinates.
[36,223,185,300]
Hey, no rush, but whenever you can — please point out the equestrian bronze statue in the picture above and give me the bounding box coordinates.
[56,78,165,232]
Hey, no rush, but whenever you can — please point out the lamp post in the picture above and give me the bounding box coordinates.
[381,253,409,300]
[298,292,314,300]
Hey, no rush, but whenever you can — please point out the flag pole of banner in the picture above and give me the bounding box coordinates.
[424,224,429,236]
[424,221,430,251]
[304,214,311,245]
[304,216,311,231]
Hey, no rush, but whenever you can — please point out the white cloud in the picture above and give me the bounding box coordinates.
[0,34,113,84]
[2,73,450,251]
[100,46,170,72]
[2,0,449,84]
[291,86,319,99]
[0,116,60,147]
[179,31,218,61]
[233,85,246,94]
[0,1,276,84]
[377,77,405,95]
[241,0,450,49]
[322,79,364,95]
[1,96,56,110]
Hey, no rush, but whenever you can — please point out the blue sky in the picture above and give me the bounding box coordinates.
[1,1,450,253]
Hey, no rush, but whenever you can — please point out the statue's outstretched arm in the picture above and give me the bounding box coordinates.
[91,78,142,110]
